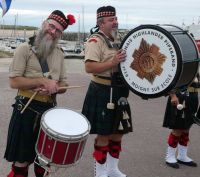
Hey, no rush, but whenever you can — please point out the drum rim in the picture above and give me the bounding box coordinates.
[40,107,91,140]
[119,24,183,98]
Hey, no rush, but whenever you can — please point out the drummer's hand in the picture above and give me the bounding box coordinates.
[40,78,59,94]
[170,94,179,106]
[33,87,49,95]
[111,49,126,66]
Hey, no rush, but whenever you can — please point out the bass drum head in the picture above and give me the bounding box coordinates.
[119,25,182,98]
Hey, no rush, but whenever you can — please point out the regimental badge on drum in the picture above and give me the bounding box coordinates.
[130,38,166,84]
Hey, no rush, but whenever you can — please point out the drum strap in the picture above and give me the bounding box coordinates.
[29,36,57,105]
[91,32,120,49]
[29,36,50,76]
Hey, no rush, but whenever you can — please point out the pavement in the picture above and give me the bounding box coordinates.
[0,58,200,177]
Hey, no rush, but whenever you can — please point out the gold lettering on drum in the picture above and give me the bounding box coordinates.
[130,38,166,84]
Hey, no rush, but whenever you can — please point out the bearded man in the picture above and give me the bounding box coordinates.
[4,10,75,177]
[82,6,133,177]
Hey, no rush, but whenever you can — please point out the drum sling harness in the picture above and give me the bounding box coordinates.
[29,36,57,105]
[91,32,120,49]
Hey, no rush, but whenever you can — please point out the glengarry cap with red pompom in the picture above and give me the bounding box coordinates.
[48,10,76,30]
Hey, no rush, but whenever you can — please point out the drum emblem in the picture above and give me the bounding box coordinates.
[130,38,166,84]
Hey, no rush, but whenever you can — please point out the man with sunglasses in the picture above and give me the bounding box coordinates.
[4,10,75,177]
[82,6,132,177]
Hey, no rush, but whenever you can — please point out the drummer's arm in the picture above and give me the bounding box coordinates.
[85,60,114,73]
[10,76,63,95]
[85,49,126,73]
[9,76,50,90]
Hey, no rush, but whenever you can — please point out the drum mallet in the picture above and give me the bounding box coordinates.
[177,104,184,110]
[107,87,115,109]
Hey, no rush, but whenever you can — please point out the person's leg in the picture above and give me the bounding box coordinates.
[165,130,182,169]
[93,135,109,177]
[7,162,29,177]
[107,134,126,177]
[177,130,197,167]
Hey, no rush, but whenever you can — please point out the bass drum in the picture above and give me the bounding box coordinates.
[119,24,200,98]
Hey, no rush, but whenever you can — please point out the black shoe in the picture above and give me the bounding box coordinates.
[166,162,180,169]
[177,160,197,167]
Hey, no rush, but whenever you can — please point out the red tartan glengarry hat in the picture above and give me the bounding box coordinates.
[97,6,116,19]
[47,10,76,30]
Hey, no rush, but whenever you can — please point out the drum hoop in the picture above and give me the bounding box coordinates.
[41,107,91,141]
[40,124,90,142]
[119,24,184,98]
[34,153,83,168]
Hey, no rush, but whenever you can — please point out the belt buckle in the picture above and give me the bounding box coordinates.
[17,95,25,100]
[17,104,23,110]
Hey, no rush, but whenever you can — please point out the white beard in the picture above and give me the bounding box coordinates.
[34,30,58,60]
[110,29,118,40]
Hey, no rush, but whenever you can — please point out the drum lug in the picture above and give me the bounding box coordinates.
[37,156,49,166]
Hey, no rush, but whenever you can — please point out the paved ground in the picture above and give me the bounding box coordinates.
[0,59,200,177]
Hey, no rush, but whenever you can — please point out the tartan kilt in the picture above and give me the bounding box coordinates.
[4,96,54,163]
[163,92,198,129]
[82,81,133,135]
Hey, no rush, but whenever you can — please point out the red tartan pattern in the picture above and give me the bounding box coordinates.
[168,133,180,148]
[179,132,189,146]
[97,11,115,18]
[108,140,121,158]
[48,14,68,28]
[93,145,108,164]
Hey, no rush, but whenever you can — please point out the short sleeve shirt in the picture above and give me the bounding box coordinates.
[84,34,118,77]
[9,42,67,84]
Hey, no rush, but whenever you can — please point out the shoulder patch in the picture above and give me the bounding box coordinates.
[88,38,98,43]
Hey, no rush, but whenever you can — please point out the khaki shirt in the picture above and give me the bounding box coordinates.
[9,42,67,84]
[84,33,118,77]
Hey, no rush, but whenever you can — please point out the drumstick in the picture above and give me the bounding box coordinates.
[20,85,84,114]
[58,85,85,90]
[20,91,38,114]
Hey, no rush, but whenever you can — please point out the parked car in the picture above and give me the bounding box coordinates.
[74,44,82,54]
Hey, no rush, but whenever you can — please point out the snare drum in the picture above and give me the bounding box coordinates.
[120,24,200,98]
[36,107,90,167]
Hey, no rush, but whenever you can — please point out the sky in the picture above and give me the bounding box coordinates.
[0,0,200,32]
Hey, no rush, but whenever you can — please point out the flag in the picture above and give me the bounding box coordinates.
[0,0,12,16]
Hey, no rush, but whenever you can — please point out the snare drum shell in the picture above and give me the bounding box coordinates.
[119,24,199,98]
[36,127,88,167]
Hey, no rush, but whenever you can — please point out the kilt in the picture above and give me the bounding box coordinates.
[82,81,133,135]
[4,96,54,163]
[163,91,198,129]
